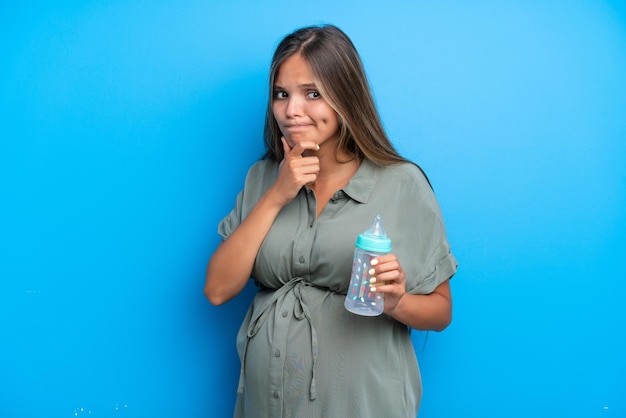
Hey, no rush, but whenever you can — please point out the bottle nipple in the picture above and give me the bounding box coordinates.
[365,214,387,237]
[356,215,392,253]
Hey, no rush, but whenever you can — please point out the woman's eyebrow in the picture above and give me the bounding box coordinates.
[273,82,317,90]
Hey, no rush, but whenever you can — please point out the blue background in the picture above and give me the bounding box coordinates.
[1,1,625,417]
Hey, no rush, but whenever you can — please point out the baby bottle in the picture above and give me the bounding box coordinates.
[345,214,392,316]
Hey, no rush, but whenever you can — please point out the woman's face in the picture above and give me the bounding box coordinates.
[272,54,340,150]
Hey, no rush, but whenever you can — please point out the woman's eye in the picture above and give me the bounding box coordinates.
[307,91,321,99]
[274,91,288,99]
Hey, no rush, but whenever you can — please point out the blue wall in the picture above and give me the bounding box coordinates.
[1,1,625,417]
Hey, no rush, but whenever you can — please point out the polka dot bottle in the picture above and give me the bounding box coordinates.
[344,215,392,316]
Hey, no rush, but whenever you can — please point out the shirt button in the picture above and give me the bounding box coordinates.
[274,349,281,357]
[298,256,305,263]
[281,311,288,318]
[273,391,279,398]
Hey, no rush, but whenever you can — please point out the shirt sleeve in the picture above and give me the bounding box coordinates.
[217,160,276,241]
[407,236,457,295]
[217,191,243,240]
[394,164,458,295]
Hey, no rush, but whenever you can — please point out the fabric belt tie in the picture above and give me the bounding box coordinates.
[237,277,319,401]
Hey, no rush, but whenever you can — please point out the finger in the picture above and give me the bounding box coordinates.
[284,152,320,172]
[370,254,397,266]
[369,279,394,292]
[280,136,292,158]
[371,269,402,285]
[370,257,401,275]
[289,140,320,157]
[370,270,405,293]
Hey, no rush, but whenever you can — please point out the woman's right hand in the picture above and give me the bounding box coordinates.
[205,137,319,305]
[269,136,320,206]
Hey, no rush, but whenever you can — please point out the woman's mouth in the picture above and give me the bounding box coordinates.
[285,124,312,131]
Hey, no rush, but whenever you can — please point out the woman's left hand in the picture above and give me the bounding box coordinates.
[369,255,453,331]
[368,254,406,313]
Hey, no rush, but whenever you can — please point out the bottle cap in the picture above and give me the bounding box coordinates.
[355,214,392,253]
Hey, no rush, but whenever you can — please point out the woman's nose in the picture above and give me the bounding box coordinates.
[286,97,303,118]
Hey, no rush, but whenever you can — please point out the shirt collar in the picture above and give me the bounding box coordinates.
[342,159,379,204]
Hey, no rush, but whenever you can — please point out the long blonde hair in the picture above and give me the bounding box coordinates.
[263,25,407,165]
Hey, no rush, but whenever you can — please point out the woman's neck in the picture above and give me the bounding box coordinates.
[308,149,360,215]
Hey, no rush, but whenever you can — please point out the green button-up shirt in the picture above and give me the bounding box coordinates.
[219,158,457,418]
